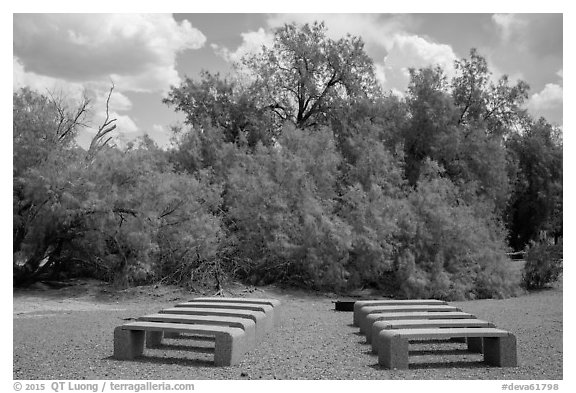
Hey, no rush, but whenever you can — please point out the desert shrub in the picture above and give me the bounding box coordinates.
[522,242,563,289]
[392,160,521,300]
[225,125,352,290]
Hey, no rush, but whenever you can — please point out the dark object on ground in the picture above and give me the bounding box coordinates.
[334,300,355,312]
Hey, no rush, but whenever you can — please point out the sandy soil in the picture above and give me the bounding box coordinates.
[13,277,562,380]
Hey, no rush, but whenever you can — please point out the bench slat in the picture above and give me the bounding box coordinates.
[121,321,243,335]
[139,313,251,329]
[364,311,477,343]
[138,314,257,349]
[175,302,271,313]
[353,299,447,326]
[159,307,268,339]
[370,319,492,351]
[375,318,491,329]
[381,327,511,339]
[191,297,281,308]
[359,305,460,333]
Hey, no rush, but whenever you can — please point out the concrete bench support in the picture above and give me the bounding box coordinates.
[191,298,282,326]
[364,311,476,344]
[353,300,447,326]
[113,322,246,366]
[370,319,493,353]
[359,305,460,334]
[378,328,517,369]
[138,313,257,350]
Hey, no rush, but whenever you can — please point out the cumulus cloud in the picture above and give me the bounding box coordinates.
[491,14,562,58]
[14,14,206,142]
[16,55,137,131]
[212,28,274,63]
[526,83,563,124]
[266,13,416,51]
[14,14,206,93]
[146,124,173,148]
[14,56,85,101]
[492,14,527,42]
[380,34,458,94]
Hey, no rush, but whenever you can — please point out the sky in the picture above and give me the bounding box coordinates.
[12,13,563,149]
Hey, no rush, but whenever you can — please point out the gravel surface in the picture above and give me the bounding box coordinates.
[13,279,562,380]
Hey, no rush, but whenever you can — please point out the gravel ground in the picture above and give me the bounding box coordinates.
[13,278,562,380]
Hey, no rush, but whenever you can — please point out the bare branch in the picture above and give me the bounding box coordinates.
[46,89,90,143]
[87,83,117,158]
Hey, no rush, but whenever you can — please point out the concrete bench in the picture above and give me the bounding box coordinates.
[358,305,460,334]
[370,318,493,353]
[189,298,282,326]
[353,300,447,326]
[378,327,517,369]
[160,307,269,339]
[364,311,477,344]
[113,321,247,366]
[138,313,257,350]
[175,302,274,332]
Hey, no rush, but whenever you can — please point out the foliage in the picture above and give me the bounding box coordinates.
[240,21,380,129]
[522,242,563,290]
[163,71,276,147]
[393,160,520,300]
[224,125,352,290]
[506,118,563,250]
[13,89,224,288]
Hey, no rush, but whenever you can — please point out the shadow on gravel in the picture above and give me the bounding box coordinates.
[409,348,470,356]
[168,335,216,342]
[151,343,215,354]
[407,360,488,370]
[104,355,215,367]
[367,360,487,370]
[410,339,455,344]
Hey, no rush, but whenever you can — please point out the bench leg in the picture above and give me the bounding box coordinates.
[467,337,483,353]
[483,335,517,367]
[114,328,145,360]
[145,331,163,348]
[253,313,266,342]
[272,306,281,327]
[378,335,409,369]
[214,333,245,367]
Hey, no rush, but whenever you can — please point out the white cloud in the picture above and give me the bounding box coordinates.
[379,34,458,94]
[146,124,173,148]
[491,14,562,58]
[492,14,527,42]
[14,57,85,101]
[266,13,416,50]
[527,83,563,124]
[13,14,203,144]
[212,28,274,63]
[13,14,206,93]
[528,83,563,110]
[556,69,563,79]
[111,112,139,134]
